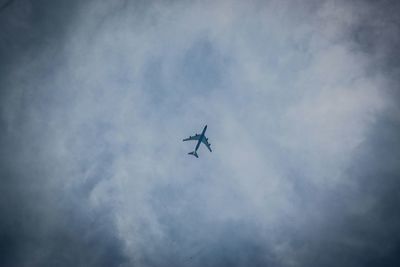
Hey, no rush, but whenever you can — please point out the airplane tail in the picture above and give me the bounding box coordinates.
[188,151,198,158]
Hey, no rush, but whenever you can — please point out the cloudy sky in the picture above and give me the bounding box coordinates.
[1,0,400,266]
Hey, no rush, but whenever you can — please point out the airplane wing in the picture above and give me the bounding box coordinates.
[183,134,201,142]
[201,137,212,152]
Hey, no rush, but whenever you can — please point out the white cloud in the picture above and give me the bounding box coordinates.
[1,0,394,265]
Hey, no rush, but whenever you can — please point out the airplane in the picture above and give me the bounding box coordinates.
[183,125,212,158]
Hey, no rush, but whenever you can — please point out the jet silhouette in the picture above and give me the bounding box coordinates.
[183,125,212,158]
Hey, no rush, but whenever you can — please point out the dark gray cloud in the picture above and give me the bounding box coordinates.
[0,0,127,266]
[0,0,14,13]
[0,112,127,266]
[1,0,400,266]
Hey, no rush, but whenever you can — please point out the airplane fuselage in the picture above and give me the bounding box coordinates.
[194,125,207,152]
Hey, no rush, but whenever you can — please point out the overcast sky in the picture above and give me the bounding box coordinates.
[1,0,400,266]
